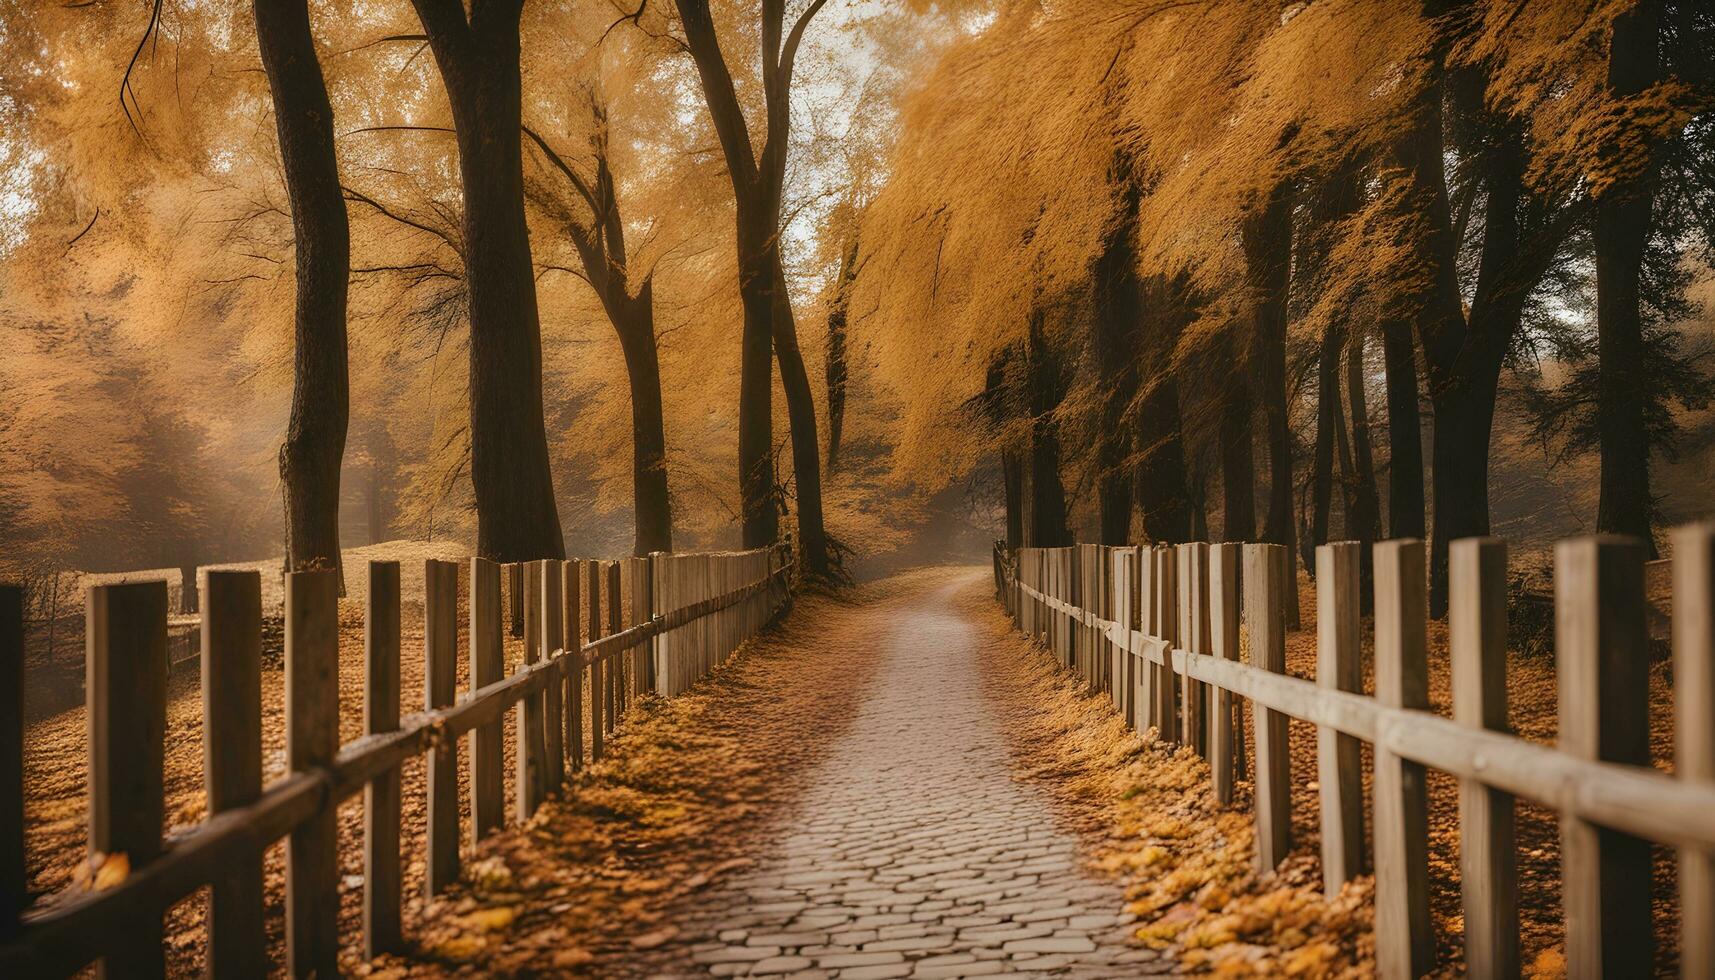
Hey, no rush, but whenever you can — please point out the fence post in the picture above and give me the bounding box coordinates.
[1208,544,1240,805]
[1,583,19,938]
[1241,544,1289,872]
[1676,523,1715,979]
[470,558,505,836]
[1153,548,1180,745]
[654,555,673,698]
[1178,543,1210,754]
[541,560,565,791]
[202,571,267,974]
[1556,535,1652,978]
[425,560,461,893]
[1145,545,1159,734]
[1315,542,1364,894]
[1110,549,1132,725]
[507,562,525,638]
[284,570,339,979]
[88,581,168,979]
[563,560,584,773]
[607,561,623,727]
[1277,541,1300,630]
[362,562,402,958]
[515,562,546,818]
[587,559,604,760]
[1449,537,1517,980]
[1373,539,1433,979]
[637,556,648,693]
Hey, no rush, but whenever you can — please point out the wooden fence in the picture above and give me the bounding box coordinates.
[995,528,1715,980]
[0,544,790,977]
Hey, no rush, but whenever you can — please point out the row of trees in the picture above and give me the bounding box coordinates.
[3,1,979,581]
[858,0,1715,614]
[254,0,849,576]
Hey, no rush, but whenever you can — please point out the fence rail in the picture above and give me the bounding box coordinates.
[995,527,1715,979]
[0,544,790,977]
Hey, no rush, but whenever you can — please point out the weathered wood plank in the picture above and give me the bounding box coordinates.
[1241,544,1290,872]
[587,559,604,760]
[1209,544,1240,805]
[563,560,584,772]
[1372,539,1433,979]
[469,558,505,837]
[1556,535,1652,978]
[1449,537,1517,980]
[0,583,19,938]
[362,561,402,958]
[540,560,565,791]
[1179,543,1210,754]
[425,560,461,893]
[88,580,169,979]
[607,561,622,730]
[1676,523,1715,979]
[202,571,267,976]
[515,562,546,818]
[284,570,339,979]
[1315,542,1364,894]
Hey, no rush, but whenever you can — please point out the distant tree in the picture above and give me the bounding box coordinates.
[672,0,834,578]
[525,94,674,556]
[825,233,858,471]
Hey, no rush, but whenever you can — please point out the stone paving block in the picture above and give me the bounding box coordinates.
[751,955,816,975]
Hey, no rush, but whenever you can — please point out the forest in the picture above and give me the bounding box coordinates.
[1,1,1713,624]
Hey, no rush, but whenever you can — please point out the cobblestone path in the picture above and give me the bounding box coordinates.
[662,572,1163,979]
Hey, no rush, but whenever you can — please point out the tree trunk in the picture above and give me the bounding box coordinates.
[1346,329,1381,604]
[1245,184,1295,554]
[614,291,675,556]
[1311,323,1345,553]
[769,254,833,577]
[735,234,778,548]
[1219,335,1256,542]
[1133,279,1192,543]
[1093,196,1142,545]
[1595,0,1660,550]
[1397,64,1542,613]
[1133,379,1192,543]
[1379,316,1425,539]
[414,0,564,561]
[1025,316,1070,548]
[256,0,349,583]
[1002,450,1024,551]
[178,562,199,615]
[825,235,857,470]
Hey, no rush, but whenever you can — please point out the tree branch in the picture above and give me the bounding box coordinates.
[341,184,462,256]
[521,124,600,216]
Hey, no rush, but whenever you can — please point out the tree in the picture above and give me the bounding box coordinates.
[1595,0,1663,544]
[825,233,858,470]
[1244,184,1297,555]
[526,95,674,556]
[1091,180,1142,545]
[1395,54,1584,613]
[673,0,833,577]
[411,0,565,561]
[253,0,350,582]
